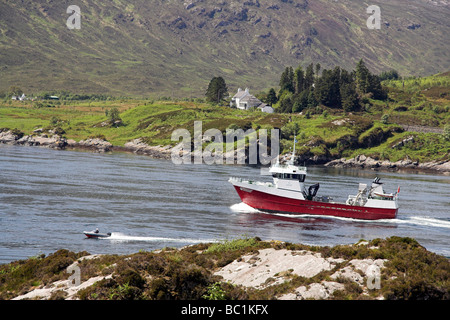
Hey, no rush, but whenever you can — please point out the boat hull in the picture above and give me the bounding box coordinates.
[232,185,397,220]
[83,232,111,239]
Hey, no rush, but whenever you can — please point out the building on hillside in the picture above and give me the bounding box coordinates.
[230,88,274,113]
[11,94,28,101]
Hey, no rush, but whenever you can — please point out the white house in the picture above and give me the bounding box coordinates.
[230,88,274,113]
[11,94,27,101]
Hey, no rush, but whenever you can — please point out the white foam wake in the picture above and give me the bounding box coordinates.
[272,213,450,228]
[229,203,450,229]
[105,233,216,243]
[229,202,261,213]
[394,216,450,229]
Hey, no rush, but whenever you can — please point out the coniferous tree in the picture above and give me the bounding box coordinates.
[355,59,370,94]
[340,69,359,111]
[329,66,342,107]
[314,67,341,108]
[279,94,293,113]
[340,82,359,112]
[315,63,321,78]
[275,60,388,114]
[368,74,387,100]
[266,88,278,106]
[314,69,329,106]
[279,66,294,93]
[294,65,305,94]
[304,63,315,91]
[292,90,309,113]
[307,90,318,108]
[205,76,228,103]
[379,69,400,81]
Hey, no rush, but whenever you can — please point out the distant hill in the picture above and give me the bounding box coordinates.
[0,0,449,97]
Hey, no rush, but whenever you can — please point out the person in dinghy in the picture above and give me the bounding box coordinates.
[83,228,112,239]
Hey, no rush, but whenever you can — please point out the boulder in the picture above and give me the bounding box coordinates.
[0,130,18,144]
[78,138,112,152]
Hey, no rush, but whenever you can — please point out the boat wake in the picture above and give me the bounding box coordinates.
[389,216,450,229]
[103,233,216,244]
[230,202,450,229]
[229,202,262,213]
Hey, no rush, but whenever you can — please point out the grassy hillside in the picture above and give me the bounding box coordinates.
[0,99,286,147]
[1,73,448,163]
[0,0,449,97]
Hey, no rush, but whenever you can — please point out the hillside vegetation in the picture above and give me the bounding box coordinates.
[0,0,449,96]
[1,237,449,300]
[1,72,448,164]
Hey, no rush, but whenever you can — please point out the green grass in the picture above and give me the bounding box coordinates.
[1,72,448,164]
[0,100,288,147]
[205,237,262,254]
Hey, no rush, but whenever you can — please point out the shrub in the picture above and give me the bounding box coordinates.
[203,282,226,300]
[205,237,261,254]
[443,125,450,142]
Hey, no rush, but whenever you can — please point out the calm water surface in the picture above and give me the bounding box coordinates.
[1,145,449,264]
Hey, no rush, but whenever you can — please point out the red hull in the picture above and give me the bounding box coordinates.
[233,186,397,220]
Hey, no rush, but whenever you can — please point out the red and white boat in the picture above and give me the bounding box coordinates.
[229,145,399,220]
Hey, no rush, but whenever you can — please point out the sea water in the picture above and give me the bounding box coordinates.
[0,145,449,263]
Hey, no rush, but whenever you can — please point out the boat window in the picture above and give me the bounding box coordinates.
[272,173,304,180]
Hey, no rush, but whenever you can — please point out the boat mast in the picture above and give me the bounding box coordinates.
[289,131,296,165]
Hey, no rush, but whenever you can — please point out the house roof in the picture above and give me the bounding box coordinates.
[240,95,262,105]
[232,90,249,99]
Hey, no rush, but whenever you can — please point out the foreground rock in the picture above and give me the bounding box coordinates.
[215,248,344,288]
[2,237,448,300]
[12,255,110,300]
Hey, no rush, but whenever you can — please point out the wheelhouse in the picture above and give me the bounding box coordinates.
[271,172,306,182]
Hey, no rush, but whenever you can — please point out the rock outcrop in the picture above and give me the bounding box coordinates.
[0,130,67,149]
[215,248,344,289]
[325,154,450,174]
[123,138,172,159]
[76,138,113,152]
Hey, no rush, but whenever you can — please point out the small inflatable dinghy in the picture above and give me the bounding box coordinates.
[83,229,111,239]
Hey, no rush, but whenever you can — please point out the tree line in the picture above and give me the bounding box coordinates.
[268,59,389,113]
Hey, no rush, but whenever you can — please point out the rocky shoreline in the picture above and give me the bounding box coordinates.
[0,130,173,160]
[1,130,449,174]
[325,154,450,175]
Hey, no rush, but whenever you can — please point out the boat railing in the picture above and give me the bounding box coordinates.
[271,163,307,172]
[229,177,275,188]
